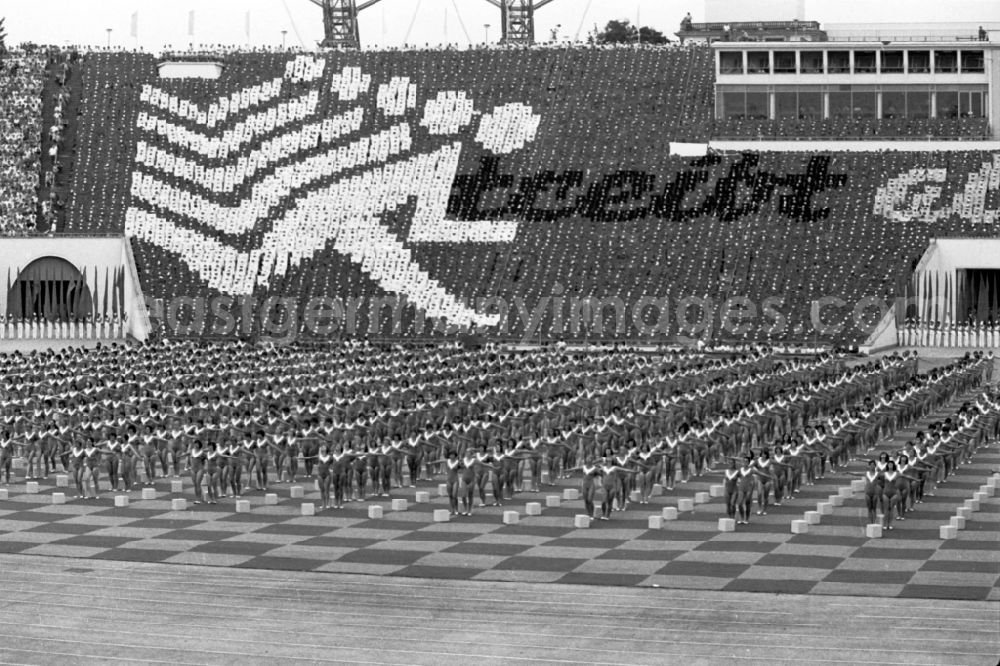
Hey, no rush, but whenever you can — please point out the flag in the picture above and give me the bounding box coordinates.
[103,267,110,318]
[978,273,989,321]
[118,266,126,321]
[188,10,195,37]
[130,12,138,39]
[112,268,119,319]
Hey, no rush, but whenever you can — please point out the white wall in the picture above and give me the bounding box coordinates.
[0,237,150,341]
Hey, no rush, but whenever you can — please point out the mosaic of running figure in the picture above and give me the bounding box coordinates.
[66,51,1000,342]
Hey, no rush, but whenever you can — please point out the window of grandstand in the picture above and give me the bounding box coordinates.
[828,50,851,74]
[773,50,797,73]
[718,88,767,118]
[720,51,744,74]
[747,51,770,74]
[852,88,878,118]
[880,50,904,74]
[854,50,877,74]
[934,50,958,73]
[882,89,905,118]
[905,89,931,118]
[960,50,985,73]
[800,51,824,74]
[959,90,985,117]
[907,50,931,74]
[775,87,822,118]
[937,89,960,117]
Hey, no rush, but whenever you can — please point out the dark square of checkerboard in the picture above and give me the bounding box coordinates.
[899,585,992,601]
[441,541,533,557]
[297,536,380,549]
[54,535,138,549]
[24,522,105,535]
[552,538,626,549]
[352,519,432,531]
[157,528,230,542]
[336,548,429,566]
[89,548,176,563]
[557,572,648,587]
[254,523,338,537]
[393,565,481,580]
[494,525,573,538]
[190,540,279,556]
[636,529,714,541]
[755,553,844,570]
[394,530,482,543]
[4,510,72,523]
[216,512,275,524]
[237,556,328,572]
[694,540,780,553]
[492,556,588,572]
[90,507,164,520]
[920,560,999,574]
[788,534,867,547]
[849,547,937,560]
[0,540,37,554]
[597,549,685,562]
[138,518,203,530]
[823,569,914,585]
[655,561,751,578]
[937,540,999,551]
[724,579,817,595]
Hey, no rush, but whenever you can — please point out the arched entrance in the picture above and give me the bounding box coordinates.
[6,257,93,322]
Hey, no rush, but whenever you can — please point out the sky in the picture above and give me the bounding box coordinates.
[3,0,999,50]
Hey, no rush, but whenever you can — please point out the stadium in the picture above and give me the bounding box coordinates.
[0,0,998,662]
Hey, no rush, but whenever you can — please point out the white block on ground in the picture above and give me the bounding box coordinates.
[956,506,973,520]
[25,482,38,494]
[939,524,958,539]
[829,494,845,507]
[718,518,736,532]
[56,475,69,487]
[574,514,591,528]
[315,480,320,492]
[950,515,966,530]
[301,503,315,516]
[264,493,278,506]
[525,502,542,516]
[541,471,551,485]
[368,505,384,519]
[141,488,157,500]
[235,500,251,513]
[694,492,710,504]
[709,484,725,498]
[817,502,833,515]
[438,483,448,497]
[391,499,408,511]
[502,511,519,525]
[973,491,988,503]
[171,498,186,511]
[677,498,694,512]
[629,490,641,503]
[433,509,450,522]
[545,495,560,508]
[652,484,663,496]
[791,520,810,534]
[662,507,678,520]
[865,523,883,538]
[963,498,980,512]
[563,488,580,501]
[978,486,994,497]
[52,493,66,505]
[414,491,430,503]
[850,480,866,493]
[290,486,304,499]
[840,485,857,498]
[648,516,663,529]
[170,480,183,493]
[114,495,129,508]
[0,489,7,500]
[804,511,821,525]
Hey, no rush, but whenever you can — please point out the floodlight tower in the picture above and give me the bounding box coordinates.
[309,0,385,49]
[481,0,559,45]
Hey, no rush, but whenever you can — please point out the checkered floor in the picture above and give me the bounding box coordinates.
[2,447,997,601]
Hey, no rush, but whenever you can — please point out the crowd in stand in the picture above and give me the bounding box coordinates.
[0,51,46,235]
